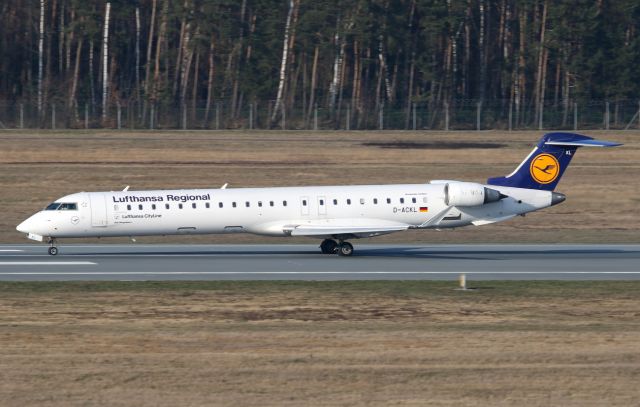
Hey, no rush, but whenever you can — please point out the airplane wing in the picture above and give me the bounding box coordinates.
[289,221,409,239]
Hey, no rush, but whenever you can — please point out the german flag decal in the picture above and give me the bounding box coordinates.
[419,207,429,212]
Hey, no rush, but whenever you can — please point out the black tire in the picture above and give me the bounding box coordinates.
[48,246,58,256]
[337,242,354,257]
[320,239,338,254]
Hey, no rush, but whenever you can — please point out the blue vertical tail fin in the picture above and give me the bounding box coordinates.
[487,132,621,191]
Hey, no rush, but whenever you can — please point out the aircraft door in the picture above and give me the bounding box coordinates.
[300,196,310,216]
[89,193,108,227]
[317,196,326,215]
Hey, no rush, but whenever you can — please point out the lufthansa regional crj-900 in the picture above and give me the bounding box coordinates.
[16,133,620,256]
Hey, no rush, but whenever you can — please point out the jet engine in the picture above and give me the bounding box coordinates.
[444,182,504,207]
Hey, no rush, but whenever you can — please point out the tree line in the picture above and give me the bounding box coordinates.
[0,0,639,129]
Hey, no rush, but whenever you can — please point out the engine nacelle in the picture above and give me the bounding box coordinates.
[444,182,503,207]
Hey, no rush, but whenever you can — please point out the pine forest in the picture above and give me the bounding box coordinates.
[1,0,639,130]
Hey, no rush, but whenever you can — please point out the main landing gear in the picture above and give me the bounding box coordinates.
[48,238,58,256]
[319,239,354,257]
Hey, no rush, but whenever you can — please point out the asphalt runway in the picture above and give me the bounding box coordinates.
[0,243,639,281]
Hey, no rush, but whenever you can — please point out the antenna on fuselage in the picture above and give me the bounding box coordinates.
[122,186,130,191]
[221,183,228,189]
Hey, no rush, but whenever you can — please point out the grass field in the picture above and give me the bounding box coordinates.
[1,129,638,244]
[2,131,639,405]
[1,281,640,406]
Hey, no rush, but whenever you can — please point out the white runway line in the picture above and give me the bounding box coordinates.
[0,262,97,266]
[0,271,638,275]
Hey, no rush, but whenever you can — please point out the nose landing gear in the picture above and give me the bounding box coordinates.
[319,239,354,256]
[47,238,59,256]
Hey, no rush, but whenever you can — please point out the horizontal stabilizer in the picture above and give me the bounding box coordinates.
[545,139,622,147]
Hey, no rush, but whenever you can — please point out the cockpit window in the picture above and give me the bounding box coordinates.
[58,203,78,210]
[45,202,78,210]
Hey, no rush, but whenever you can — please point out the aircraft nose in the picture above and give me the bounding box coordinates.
[16,215,36,233]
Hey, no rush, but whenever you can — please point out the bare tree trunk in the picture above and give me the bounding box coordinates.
[328,17,342,114]
[89,39,95,110]
[534,0,547,125]
[306,45,319,125]
[37,0,45,120]
[463,19,470,97]
[271,0,297,125]
[58,0,64,75]
[478,0,486,101]
[144,0,157,111]
[43,0,56,122]
[336,48,347,126]
[562,67,570,127]
[66,7,75,72]
[102,2,111,123]
[152,0,169,104]
[351,40,360,124]
[553,59,561,107]
[174,0,189,98]
[517,6,527,126]
[375,42,383,116]
[539,47,548,126]
[180,25,195,107]
[204,38,215,125]
[191,49,200,122]
[69,37,82,113]
[231,0,247,119]
[135,7,141,103]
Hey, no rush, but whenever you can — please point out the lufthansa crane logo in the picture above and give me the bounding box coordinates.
[530,153,560,184]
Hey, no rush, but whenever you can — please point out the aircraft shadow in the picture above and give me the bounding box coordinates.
[64,246,638,260]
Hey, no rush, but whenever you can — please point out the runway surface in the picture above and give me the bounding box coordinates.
[0,244,639,281]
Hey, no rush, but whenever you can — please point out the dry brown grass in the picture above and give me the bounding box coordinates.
[1,281,640,406]
[1,129,638,243]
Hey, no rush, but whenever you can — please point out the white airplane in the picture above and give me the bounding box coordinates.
[17,132,620,256]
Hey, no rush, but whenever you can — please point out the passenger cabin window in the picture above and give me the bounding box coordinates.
[152,204,156,210]
[138,204,143,210]
[360,198,365,205]
[386,198,391,204]
[347,199,351,205]
[319,199,324,205]
[205,202,210,209]
[258,201,263,207]
[165,203,170,209]
[192,203,197,209]
[219,202,223,208]
[232,202,237,208]
[412,197,417,203]
[373,198,378,204]
[127,205,132,211]
[269,201,274,207]
[302,200,307,206]
[333,199,338,205]
[246,201,250,208]
[283,200,287,207]
[179,203,183,209]
[400,198,405,204]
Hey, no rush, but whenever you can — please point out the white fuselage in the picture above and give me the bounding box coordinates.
[17,183,555,240]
